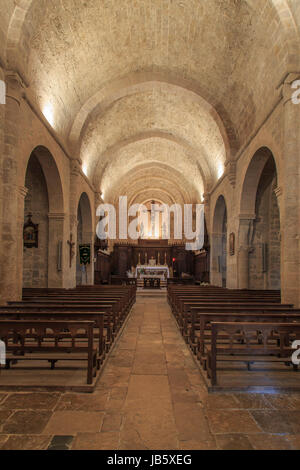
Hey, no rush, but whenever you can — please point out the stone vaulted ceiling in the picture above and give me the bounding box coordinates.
[1,0,300,204]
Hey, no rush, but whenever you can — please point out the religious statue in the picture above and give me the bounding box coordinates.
[158,252,161,265]
[164,252,167,266]
[67,234,76,268]
[138,252,141,265]
[145,252,148,265]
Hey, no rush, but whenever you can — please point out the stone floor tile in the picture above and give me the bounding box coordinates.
[250,410,295,434]
[47,435,74,450]
[43,411,104,435]
[0,393,60,410]
[55,392,109,411]
[173,402,214,443]
[265,394,300,411]
[286,434,300,450]
[101,412,123,432]
[0,435,8,448]
[216,434,254,450]
[1,435,51,450]
[0,394,8,405]
[178,438,217,450]
[0,410,13,427]
[206,409,262,434]
[248,434,293,450]
[203,394,238,409]
[2,411,51,434]
[120,409,178,450]
[233,393,272,410]
[72,432,120,450]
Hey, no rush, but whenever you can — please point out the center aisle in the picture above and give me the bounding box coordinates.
[96,292,215,450]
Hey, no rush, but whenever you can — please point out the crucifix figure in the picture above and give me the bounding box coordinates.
[67,233,76,268]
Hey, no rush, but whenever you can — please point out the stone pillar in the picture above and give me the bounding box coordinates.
[48,213,65,288]
[237,216,255,289]
[0,72,25,303]
[281,74,300,306]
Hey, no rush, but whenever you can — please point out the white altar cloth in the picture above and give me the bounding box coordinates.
[135,265,170,279]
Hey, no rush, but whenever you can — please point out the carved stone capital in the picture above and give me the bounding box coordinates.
[95,191,104,207]
[5,71,27,104]
[70,159,81,177]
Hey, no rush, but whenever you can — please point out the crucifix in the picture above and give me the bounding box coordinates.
[142,200,162,238]
[67,233,76,268]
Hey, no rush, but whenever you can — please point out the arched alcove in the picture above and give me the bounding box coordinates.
[23,146,64,288]
[76,192,93,285]
[239,147,281,290]
[23,154,49,287]
[211,195,228,287]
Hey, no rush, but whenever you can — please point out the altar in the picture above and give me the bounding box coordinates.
[135,265,170,280]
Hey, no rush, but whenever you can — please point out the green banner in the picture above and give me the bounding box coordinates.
[79,244,91,265]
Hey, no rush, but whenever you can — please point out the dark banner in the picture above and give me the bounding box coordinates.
[79,244,91,265]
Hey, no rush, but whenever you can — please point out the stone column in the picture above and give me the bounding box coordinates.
[0,72,25,303]
[281,74,300,306]
[237,216,255,289]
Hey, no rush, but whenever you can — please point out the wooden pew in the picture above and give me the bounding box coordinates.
[194,311,300,363]
[205,322,300,386]
[0,309,106,361]
[180,304,295,342]
[0,320,98,384]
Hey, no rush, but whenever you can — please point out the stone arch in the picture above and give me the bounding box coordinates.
[72,75,232,161]
[240,147,279,218]
[22,146,65,289]
[29,146,64,214]
[238,148,281,290]
[76,192,94,285]
[211,195,228,287]
[93,131,209,196]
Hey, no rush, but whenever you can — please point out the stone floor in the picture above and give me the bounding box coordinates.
[0,293,300,450]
